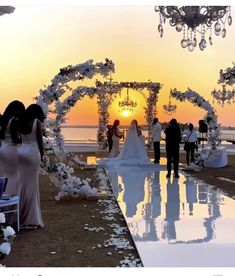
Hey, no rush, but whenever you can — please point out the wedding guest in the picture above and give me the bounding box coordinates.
[152,118,162,164]
[109,119,123,158]
[164,118,181,178]
[106,124,113,153]
[184,123,198,166]
[0,100,25,196]
[18,104,45,229]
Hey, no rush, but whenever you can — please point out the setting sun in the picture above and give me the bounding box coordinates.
[121,109,130,117]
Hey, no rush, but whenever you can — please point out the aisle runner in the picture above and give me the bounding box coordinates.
[106,161,235,267]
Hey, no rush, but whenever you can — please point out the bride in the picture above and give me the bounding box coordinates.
[100,119,152,166]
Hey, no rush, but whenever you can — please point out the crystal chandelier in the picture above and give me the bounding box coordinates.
[0,6,15,16]
[211,84,235,106]
[163,96,177,115]
[118,88,137,112]
[154,6,232,51]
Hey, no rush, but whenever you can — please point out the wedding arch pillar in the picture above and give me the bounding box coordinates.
[97,93,112,148]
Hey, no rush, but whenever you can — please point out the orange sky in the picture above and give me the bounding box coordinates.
[1,4,235,126]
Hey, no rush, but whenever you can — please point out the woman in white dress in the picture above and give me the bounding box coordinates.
[0,100,25,196]
[100,119,152,167]
[18,104,45,228]
[117,119,150,165]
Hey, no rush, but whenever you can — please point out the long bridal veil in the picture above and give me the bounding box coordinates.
[118,120,149,164]
[98,120,153,167]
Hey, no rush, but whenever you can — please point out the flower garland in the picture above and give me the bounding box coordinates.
[97,93,112,148]
[170,88,220,150]
[37,59,115,200]
[0,213,15,261]
[218,63,235,85]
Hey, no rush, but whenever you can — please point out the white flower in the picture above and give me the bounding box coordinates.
[0,242,11,255]
[3,226,16,239]
[0,213,6,223]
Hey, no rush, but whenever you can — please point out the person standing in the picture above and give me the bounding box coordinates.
[152,118,162,164]
[184,123,198,166]
[109,119,123,158]
[106,124,113,153]
[18,104,45,228]
[164,118,181,178]
[0,100,25,196]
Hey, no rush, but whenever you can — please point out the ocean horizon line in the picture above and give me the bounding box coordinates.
[61,124,235,129]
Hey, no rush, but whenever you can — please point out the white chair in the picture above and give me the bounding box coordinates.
[0,195,20,232]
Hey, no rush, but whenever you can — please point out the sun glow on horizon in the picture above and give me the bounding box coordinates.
[121,109,131,117]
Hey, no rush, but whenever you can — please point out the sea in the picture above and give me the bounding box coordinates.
[61,126,235,144]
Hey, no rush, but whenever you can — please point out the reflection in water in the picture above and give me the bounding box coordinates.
[163,178,180,241]
[107,167,226,244]
[106,165,235,266]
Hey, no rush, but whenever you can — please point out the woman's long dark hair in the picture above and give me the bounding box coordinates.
[112,119,120,130]
[0,100,25,142]
[19,104,45,135]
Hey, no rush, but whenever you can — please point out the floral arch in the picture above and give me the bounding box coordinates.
[36,58,161,200]
[95,80,161,149]
[170,88,220,149]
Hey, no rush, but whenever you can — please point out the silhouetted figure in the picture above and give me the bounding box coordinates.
[109,119,123,158]
[18,104,45,228]
[152,118,162,164]
[184,123,198,165]
[106,124,113,153]
[0,100,25,196]
[164,118,181,178]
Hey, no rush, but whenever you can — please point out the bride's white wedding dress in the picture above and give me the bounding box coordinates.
[99,121,152,167]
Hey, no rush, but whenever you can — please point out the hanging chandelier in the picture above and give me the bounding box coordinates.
[211,84,235,106]
[163,96,177,115]
[0,6,15,16]
[118,88,137,112]
[154,6,232,52]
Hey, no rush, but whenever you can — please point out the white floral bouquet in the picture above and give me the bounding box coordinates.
[0,213,15,261]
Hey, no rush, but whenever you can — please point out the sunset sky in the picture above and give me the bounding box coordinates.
[1,1,235,126]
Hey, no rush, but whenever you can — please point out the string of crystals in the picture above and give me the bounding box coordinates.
[163,95,177,115]
[118,88,137,113]
[211,84,235,107]
[154,6,232,52]
[218,63,235,86]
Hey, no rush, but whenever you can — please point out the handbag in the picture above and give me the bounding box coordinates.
[184,131,193,151]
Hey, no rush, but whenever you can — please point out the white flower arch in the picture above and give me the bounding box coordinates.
[36,59,115,200]
[36,59,161,200]
[95,81,162,148]
[170,88,220,149]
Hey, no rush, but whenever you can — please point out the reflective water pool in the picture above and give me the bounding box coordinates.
[106,163,235,267]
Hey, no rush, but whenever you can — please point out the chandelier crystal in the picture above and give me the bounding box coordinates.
[163,96,177,115]
[211,84,235,106]
[154,6,232,51]
[118,88,137,113]
[0,6,15,16]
